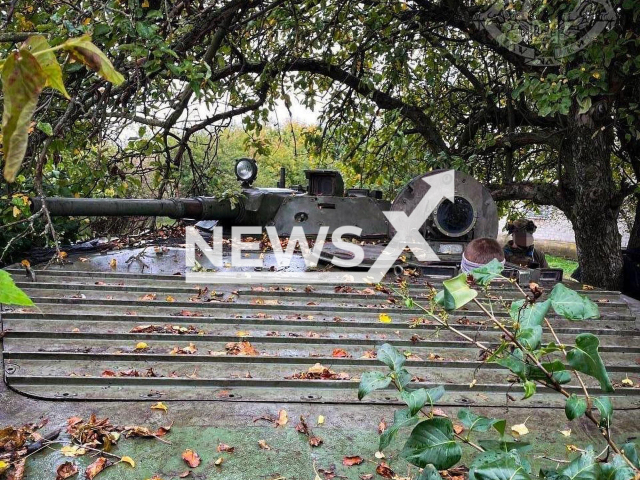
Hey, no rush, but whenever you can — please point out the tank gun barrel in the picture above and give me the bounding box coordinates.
[31,196,241,221]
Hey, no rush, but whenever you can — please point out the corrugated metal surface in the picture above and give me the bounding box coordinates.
[2,267,639,409]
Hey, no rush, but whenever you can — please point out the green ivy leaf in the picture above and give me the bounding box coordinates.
[457,409,506,436]
[549,284,599,320]
[469,450,532,480]
[2,49,46,182]
[560,448,601,480]
[395,368,413,390]
[436,273,477,311]
[0,269,35,306]
[522,380,536,400]
[517,325,543,350]
[601,453,636,480]
[620,443,638,469]
[471,259,504,286]
[401,417,462,470]
[509,299,551,328]
[565,394,588,420]
[378,343,405,372]
[478,440,532,453]
[358,371,391,400]
[379,408,419,451]
[417,465,444,480]
[22,35,70,99]
[401,386,445,416]
[567,334,614,393]
[593,397,613,428]
[62,35,125,85]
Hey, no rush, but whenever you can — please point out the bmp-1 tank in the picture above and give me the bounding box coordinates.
[32,159,499,256]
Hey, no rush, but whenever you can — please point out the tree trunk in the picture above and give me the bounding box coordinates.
[628,194,640,250]
[560,100,624,290]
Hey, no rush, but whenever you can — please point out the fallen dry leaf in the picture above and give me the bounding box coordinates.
[140,293,157,301]
[378,419,387,434]
[10,458,25,480]
[332,348,350,358]
[374,451,385,459]
[214,457,223,466]
[85,457,109,480]
[378,313,392,323]
[277,410,288,427]
[182,449,201,468]
[217,443,235,453]
[317,415,325,425]
[120,456,135,468]
[60,445,86,457]
[166,295,176,302]
[225,341,259,356]
[151,402,168,413]
[342,456,364,466]
[56,461,78,480]
[170,343,198,355]
[559,429,572,437]
[453,424,464,434]
[360,475,374,480]
[376,462,395,479]
[258,440,271,450]
[511,423,529,437]
[135,342,149,351]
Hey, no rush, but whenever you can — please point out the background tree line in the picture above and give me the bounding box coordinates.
[0,0,639,289]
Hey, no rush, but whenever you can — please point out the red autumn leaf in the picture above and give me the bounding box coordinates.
[332,348,350,358]
[182,449,200,468]
[342,456,364,466]
[56,461,78,480]
[101,370,116,377]
[85,457,109,480]
[376,462,395,479]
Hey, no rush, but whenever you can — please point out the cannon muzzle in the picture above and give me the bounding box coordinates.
[31,196,241,221]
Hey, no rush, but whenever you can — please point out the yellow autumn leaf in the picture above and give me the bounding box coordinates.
[511,423,529,437]
[120,456,135,468]
[109,258,117,269]
[317,415,325,425]
[135,342,149,350]
[21,259,30,268]
[166,295,175,302]
[0,461,8,474]
[621,377,634,387]
[12,206,20,217]
[215,457,223,466]
[379,313,392,323]
[142,0,150,7]
[60,445,86,457]
[559,429,571,437]
[236,331,250,337]
[151,401,168,413]
[82,17,91,25]
[592,72,601,79]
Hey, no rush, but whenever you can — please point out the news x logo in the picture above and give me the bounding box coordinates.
[185,171,455,284]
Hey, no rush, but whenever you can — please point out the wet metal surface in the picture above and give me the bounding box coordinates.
[2,249,639,406]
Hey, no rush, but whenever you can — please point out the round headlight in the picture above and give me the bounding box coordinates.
[235,158,258,184]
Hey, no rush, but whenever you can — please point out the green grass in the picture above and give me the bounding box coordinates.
[546,254,579,277]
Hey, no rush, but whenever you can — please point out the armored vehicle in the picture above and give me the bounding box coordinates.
[1,162,638,479]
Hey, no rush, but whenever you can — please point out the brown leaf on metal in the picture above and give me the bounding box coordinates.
[225,341,259,356]
[360,475,374,480]
[342,456,364,466]
[217,443,235,453]
[332,348,350,358]
[375,462,395,479]
[182,449,200,468]
[56,461,78,480]
[378,419,387,434]
[85,457,109,480]
[258,439,271,450]
[276,409,288,427]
